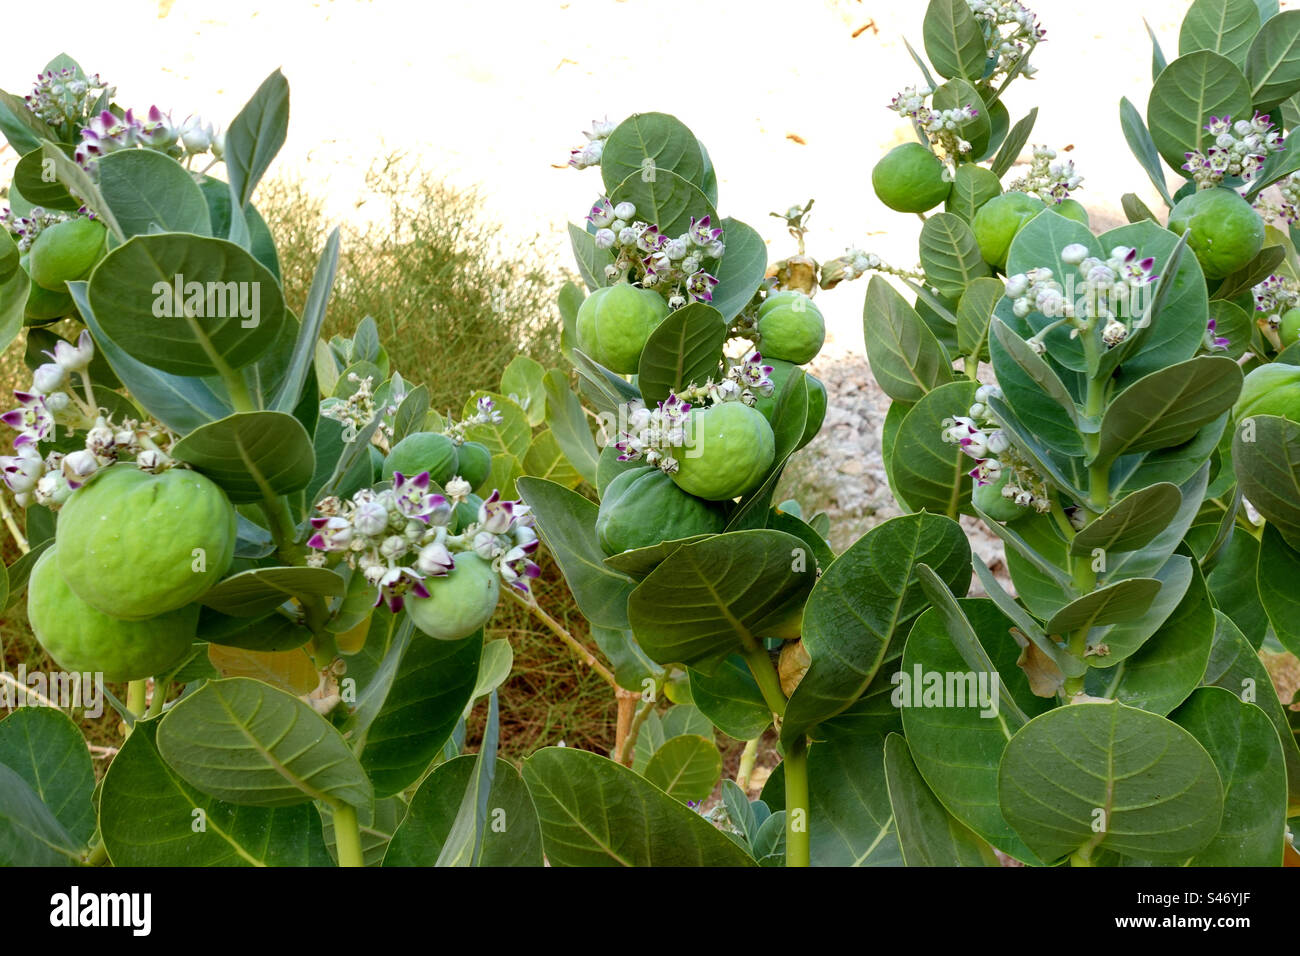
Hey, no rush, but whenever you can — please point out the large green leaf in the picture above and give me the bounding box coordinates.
[383,755,542,866]
[1172,687,1286,866]
[782,512,970,745]
[155,677,373,808]
[541,370,598,485]
[567,223,614,292]
[1094,356,1241,468]
[923,0,988,80]
[636,303,725,406]
[931,79,991,158]
[98,149,212,237]
[918,212,990,299]
[627,530,816,669]
[1246,9,1300,107]
[643,734,722,803]
[200,566,344,617]
[1120,97,1175,207]
[0,708,94,846]
[609,167,717,240]
[1070,483,1182,556]
[862,276,954,403]
[955,276,1003,360]
[991,107,1038,179]
[998,701,1223,864]
[270,229,338,414]
[0,763,83,866]
[899,600,1051,864]
[1233,414,1300,547]
[884,735,999,867]
[225,68,289,209]
[946,164,1003,224]
[599,112,708,197]
[709,217,767,323]
[687,656,772,740]
[521,747,755,866]
[1045,578,1161,634]
[517,477,635,629]
[87,233,287,377]
[1179,0,1262,71]
[1257,522,1300,655]
[99,719,331,866]
[988,317,1083,456]
[171,411,314,503]
[1148,51,1253,170]
[886,380,979,517]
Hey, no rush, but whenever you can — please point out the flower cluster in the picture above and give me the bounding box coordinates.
[888,85,980,163]
[1183,113,1283,190]
[0,331,174,507]
[1005,244,1157,351]
[677,350,776,407]
[966,0,1045,80]
[587,198,724,304]
[0,206,86,255]
[444,396,505,443]
[941,385,1050,512]
[320,373,378,438]
[567,117,617,169]
[309,479,539,608]
[76,108,222,172]
[1008,145,1083,204]
[817,248,925,289]
[1253,171,1300,226]
[1253,273,1300,335]
[23,67,113,130]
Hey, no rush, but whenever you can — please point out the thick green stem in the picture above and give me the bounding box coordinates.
[125,679,147,734]
[145,680,167,718]
[784,735,811,867]
[83,841,108,866]
[332,803,364,867]
[736,736,761,792]
[741,645,787,718]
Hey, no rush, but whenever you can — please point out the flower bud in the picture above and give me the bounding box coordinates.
[32,363,66,394]
[613,201,636,220]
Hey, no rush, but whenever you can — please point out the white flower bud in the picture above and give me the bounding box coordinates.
[32,363,66,394]
[613,201,636,220]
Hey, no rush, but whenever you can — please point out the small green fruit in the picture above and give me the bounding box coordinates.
[28,217,107,291]
[1167,187,1264,280]
[28,548,196,682]
[872,143,952,213]
[1279,308,1300,346]
[972,471,1027,522]
[575,282,670,373]
[383,432,459,486]
[972,192,1044,269]
[1235,363,1300,423]
[757,292,825,364]
[405,553,500,641]
[595,466,726,555]
[671,402,775,500]
[56,465,237,620]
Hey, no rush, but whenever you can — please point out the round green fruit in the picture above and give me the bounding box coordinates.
[1167,187,1264,280]
[1054,198,1090,228]
[19,255,74,322]
[405,552,500,641]
[456,440,492,490]
[28,548,196,681]
[753,358,827,450]
[56,465,237,620]
[757,292,825,364]
[972,471,1027,522]
[382,432,459,486]
[972,192,1044,269]
[872,143,951,213]
[452,493,484,534]
[1279,308,1300,347]
[595,466,726,555]
[28,217,106,291]
[671,402,775,500]
[575,282,669,374]
[1234,363,1300,423]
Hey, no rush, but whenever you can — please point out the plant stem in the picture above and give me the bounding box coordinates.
[741,644,787,718]
[0,496,29,553]
[83,841,108,866]
[736,736,761,792]
[505,586,617,688]
[332,803,365,867]
[145,679,166,718]
[125,679,146,734]
[784,735,811,867]
[615,691,655,767]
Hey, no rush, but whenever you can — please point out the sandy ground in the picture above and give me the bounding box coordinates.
[3,0,1203,354]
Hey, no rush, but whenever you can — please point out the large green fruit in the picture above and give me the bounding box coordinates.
[57,465,237,620]
[1235,363,1300,422]
[672,402,775,500]
[28,547,196,681]
[575,282,669,373]
[19,255,74,322]
[383,432,459,485]
[1167,187,1264,280]
[28,218,107,291]
[757,291,825,364]
[452,493,484,534]
[405,552,500,641]
[754,358,827,450]
[1279,308,1300,346]
[456,440,492,490]
[872,143,951,213]
[972,192,1043,269]
[972,471,1027,522]
[595,466,726,555]
[596,442,641,496]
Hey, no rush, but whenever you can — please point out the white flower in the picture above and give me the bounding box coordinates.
[1060,243,1089,265]
[32,363,66,394]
